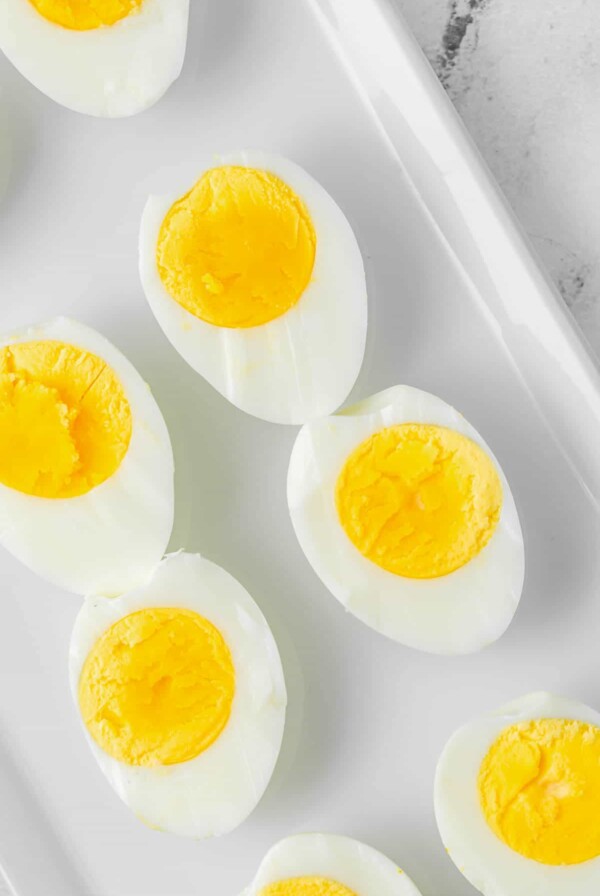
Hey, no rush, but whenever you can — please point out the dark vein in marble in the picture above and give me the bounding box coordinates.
[533,235,592,310]
[436,0,491,84]
[560,266,591,308]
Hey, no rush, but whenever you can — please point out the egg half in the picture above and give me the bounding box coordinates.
[0,317,173,595]
[139,151,368,424]
[435,692,600,895]
[239,833,423,896]
[287,385,524,654]
[0,0,189,117]
[69,551,287,837]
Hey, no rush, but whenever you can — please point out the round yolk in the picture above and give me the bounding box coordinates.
[335,423,502,579]
[260,879,358,896]
[0,340,131,499]
[156,166,317,329]
[28,0,143,30]
[478,718,600,865]
[78,607,236,767]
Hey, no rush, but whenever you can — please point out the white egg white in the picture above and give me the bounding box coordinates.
[241,833,423,896]
[287,385,524,655]
[69,551,287,838]
[0,0,189,117]
[139,151,368,425]
[434,692,600,896]
[0,317,174,596]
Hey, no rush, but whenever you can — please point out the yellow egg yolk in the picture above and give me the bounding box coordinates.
[478,718,600,865]
[335,423,502,579]
[260,879,358,896]
[28,0,143,30]
[78,607,235,767]
[156,166,317,329]
[0,340,131,499]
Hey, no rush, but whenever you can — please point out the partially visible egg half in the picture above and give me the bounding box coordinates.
[0,0,189,117]
[287,385,524,654]
[435,692,600,895]
[0,317,173,595]
[239,833,424,896]
[69,551,287,837]
[139,151,368,424]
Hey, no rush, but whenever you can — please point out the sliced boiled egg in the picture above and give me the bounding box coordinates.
[287,385,524,654]
[139,151,368,424]
[69,551,287,837]
[0,0,189,117]
[240,832,424,896]
[0,317,173,595]
[435,692,600,895]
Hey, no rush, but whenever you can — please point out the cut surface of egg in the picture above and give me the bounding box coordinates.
[435,692,600,895]
[0,317,173,595]
[0,0,189,117]
[139,151,367,424]
[69,551,287,837]
[287,385,524,654]
[240,833,423,896]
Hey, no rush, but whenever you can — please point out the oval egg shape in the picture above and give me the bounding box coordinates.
[69,551,287,838]
[0,317,174,595]
[287,384,524,654]
[435,691,600,895]
[0,0,189,117]
[139,151,368,424]
[241,832,424,896]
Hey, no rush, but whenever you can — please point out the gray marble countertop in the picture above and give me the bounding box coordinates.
[398,0,600,355]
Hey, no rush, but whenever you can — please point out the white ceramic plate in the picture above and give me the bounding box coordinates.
[1,1,600,895]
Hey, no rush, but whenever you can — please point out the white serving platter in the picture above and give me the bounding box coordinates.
[1,1,600,895]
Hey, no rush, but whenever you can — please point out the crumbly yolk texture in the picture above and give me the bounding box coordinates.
[79,607,236,767]
[156,166,317,329]
[260,879,358,896]
[335,423,502,579]
[0,341,131,499]
[28,0,143,30]
[478,718,600,865]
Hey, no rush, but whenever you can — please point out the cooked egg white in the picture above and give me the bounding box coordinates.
[0,0,189,117]
[69,551,287,838]
[0,317,173,595]
[139,151,368,424]
[241,833,423,896]
[287,385,524,654]
[435,692,600,895]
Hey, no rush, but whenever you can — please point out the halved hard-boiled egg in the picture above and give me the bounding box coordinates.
[69,551,287,837]
[139,152,368,424]
[239,832,423,896]
[435,692,600,895]
[0,317,173,595]
[287,385,524,654]
[0,0,189,117]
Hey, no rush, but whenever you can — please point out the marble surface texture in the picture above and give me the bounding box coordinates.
[397,0,600,356]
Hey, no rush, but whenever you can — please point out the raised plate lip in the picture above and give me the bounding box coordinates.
[312,0,600,508]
